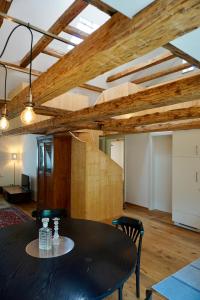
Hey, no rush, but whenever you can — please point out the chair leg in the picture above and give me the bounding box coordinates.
[135,264,140,298]
[145,289,153,300]
[118,285,123,300]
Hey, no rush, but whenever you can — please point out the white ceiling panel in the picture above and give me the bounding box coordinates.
[101,0,155,18]
[171,28,200,62]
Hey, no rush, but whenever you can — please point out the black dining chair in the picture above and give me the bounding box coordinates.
[32,208,67,220]
[112,216,144,299]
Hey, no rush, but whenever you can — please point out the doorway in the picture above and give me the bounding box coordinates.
[99,136,124,169]
[151,134,172,213]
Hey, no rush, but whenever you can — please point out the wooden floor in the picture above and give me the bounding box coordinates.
[2,199,200,300]
[106,204,200,300]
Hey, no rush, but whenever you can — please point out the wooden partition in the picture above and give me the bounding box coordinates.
[71,136,123,221]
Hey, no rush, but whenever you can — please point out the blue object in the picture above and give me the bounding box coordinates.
[152,259,200,300]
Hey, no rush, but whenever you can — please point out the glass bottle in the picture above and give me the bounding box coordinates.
[39,218,52,250]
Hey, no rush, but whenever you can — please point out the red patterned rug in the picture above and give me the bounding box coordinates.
[0,207,32,229]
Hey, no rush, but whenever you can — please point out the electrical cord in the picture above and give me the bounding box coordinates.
[0,24,33,92]
[0,62,7,107]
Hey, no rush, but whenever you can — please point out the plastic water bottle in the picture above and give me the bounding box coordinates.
[39,218,52,250]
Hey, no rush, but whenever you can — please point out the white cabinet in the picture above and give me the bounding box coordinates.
[172,131,200,230]
[173,131,200,157]
[172,157,200,215]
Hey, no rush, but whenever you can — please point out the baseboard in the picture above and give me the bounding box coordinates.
[124,202,149,211]
[174,222,200,232]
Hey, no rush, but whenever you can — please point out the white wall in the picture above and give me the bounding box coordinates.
[21,135,39,201]
[152,135,172,212]
[0,134,39,200]
[110,140,124,169]
[125,133,150,208]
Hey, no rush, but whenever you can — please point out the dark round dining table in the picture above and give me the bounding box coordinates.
[0,218,137,300]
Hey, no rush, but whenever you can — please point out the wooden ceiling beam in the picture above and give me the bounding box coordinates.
[38,71,200,128]
[44,106,200,133]
[79,83,105,93]
[0,59,42,77]
[20,0,88,67]
[107,52,175,82]
[0,0,12,27]
[0,60,103,95]
[164,43,200,68]
[34,105,71,117]
[63,25,89,40]
[117,119,200,134]
[100,106,200,131]
[86,0,117,16]
[5,71,200,135]
[132,62,191,84]
[5,119,200,136]
[42,47,66,59]
[7,0,200,118]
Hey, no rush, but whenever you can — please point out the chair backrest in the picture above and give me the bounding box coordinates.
[32,208,67,219]
[112,216,144,256]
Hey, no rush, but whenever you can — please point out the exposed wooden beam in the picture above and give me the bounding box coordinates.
[34,105,71,117]
[5,71,200,135]
[42,47,66,59]
[132,62,191,84]
[0,60,103,94]
[20,0,88,67]
[0,0,12,27]
[0,60,42,77]
[118,119,200,134]
[63,25,89,40]
[45,105,200,133]
[7,0,200,118]
[5,119,200,136]
[86,0,117,16]
[165,43,200,69]
[107,52,175,82]
[79,83,105,93]
[100,106,200,131]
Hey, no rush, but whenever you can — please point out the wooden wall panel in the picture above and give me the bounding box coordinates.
[71,138,87,218]
[85,143,123,220]
[71,135,123,221]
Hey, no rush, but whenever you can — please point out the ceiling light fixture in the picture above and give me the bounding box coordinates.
[20,26,36,124]
[0,63,9,131]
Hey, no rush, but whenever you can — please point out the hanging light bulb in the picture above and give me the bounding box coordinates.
[20,90,36,124]
[21,106,36,124]
[20,27,36,125]
[0,115,9,130]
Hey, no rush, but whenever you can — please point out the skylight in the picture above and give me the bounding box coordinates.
[70,4,110,35]
[76,17,99,34]
[182,59,195,74]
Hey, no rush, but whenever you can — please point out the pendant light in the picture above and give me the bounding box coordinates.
[0,63,9,131]
[20,26,36,124]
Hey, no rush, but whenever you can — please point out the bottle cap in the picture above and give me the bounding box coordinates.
[42,218,49,228]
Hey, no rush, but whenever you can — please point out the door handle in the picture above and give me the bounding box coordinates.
[195,171,198,182]
[195,145,199,156]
